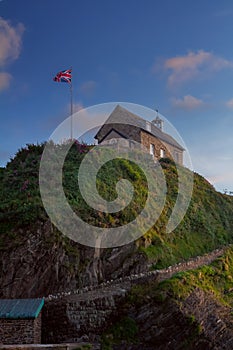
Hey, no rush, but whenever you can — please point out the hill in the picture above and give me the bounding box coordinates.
[0,142,233,298]
[100,246,233,349]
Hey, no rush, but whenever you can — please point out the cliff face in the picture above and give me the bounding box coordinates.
[40,248,233,348]
[0,220,147,298]
[182,289,233,349]
[100,248,233,349]
[105,288,233,350]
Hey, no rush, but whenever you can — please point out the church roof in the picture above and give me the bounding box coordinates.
[94,105,184,151]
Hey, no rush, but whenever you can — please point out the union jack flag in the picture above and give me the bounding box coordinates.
[53,69,72,83]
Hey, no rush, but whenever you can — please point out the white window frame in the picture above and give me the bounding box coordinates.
[150,143,155,157]
[160,149,165,158]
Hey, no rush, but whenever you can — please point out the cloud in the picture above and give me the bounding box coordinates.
[0,17,25,67]
[80,80,97,96]
[171,95,205,110]
[161,50,233,87]
[0,17,24,92]
[0,71,12,91]
[73,102,84,113]
[206,172,233,188]
[226,98,233,109]
[213,9,233,17]
[192,153,233,192]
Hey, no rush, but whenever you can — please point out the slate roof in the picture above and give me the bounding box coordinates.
[0,299,44,319]
[95,105,184,151]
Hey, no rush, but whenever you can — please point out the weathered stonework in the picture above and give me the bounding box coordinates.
[42,289,126,343]
[42,248,225,344]
[140,130,170,159]
[0,345,94,350]
[0,314,41,345]
[140,130,183,164]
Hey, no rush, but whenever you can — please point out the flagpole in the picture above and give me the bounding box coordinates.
[53,68,73,139]
[70,79,73,140]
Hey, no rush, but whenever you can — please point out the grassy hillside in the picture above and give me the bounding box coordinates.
[101,246,233,349]
[0,142,233,268]
[142,161,233,268]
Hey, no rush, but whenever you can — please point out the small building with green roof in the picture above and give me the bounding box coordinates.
[0,298,44,344]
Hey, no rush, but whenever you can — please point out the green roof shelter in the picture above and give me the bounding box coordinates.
[0,298,44,345]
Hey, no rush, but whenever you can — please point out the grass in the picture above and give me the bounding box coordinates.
[147,246,233,305]
[0,142,233,269]
[122,246,233,313]
[101,316,138,349]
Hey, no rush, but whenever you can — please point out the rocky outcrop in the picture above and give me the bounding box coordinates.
[182,288,233,349]
[42,247,227,345]
[0,221,147,299]
[117,287,233,350]
[45,246,225,301]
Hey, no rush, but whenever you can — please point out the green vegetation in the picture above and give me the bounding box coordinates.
[140,160,233,268]
[73,345,92,350]
[103,247,233,347]
[129,246,233,305]
[0,143,46,232]
[101,316,138,349]
[0,143,233,267]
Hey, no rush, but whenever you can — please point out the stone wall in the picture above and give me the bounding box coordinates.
[0,314,41,345]
[34,314,42,344]
[0,344,93,350]
[42,247,225,343]
[42,289,126,343]
[96,120,183,165]
[140,130,183,165]
[140,130,171,160]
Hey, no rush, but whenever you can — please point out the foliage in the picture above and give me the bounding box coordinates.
[124,247,233,306]
[150,246,233,305]
[141,161,233,268]
[101,316,138,349]
[0,142,233,269]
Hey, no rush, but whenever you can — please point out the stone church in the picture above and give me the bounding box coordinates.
[94,105,184,165]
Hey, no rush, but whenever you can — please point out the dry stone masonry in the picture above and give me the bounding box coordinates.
[42,247,226,343]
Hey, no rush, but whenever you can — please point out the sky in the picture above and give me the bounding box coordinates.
[0,0,233,193]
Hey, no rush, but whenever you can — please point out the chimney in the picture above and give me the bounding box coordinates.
[145,121,151,132]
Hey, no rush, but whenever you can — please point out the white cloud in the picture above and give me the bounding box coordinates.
[191,153,233,192]
[0,17,24,92]
[213,9,233,17]
[226,98,233,109]
[73,102,84,113]
[172,95,205,110]
[0,17,25,67]
[0,72,11,91]
[80,80,97,96]
[160,50,233,87]
[207,172,233,185]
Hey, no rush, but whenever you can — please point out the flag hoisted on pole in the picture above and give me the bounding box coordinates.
[53,68,73,139]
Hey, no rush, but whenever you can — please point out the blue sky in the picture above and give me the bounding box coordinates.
[0,0,233,192]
